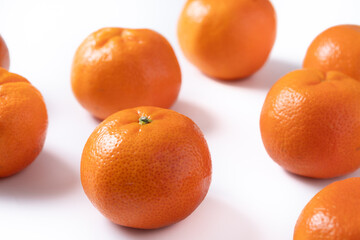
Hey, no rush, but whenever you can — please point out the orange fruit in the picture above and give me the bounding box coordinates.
[303,24,360,80]
[0,35,10,70]
[260,69,360,178]
[294,177,360,239]
[80,106,212,229]
[71,27,181,120]
[177,0,276,80]
[0,68,48,177]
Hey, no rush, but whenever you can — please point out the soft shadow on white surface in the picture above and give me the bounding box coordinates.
[213,58,300,90]
[242,58,300,90]
[111,196,258,240]
[90,114,104,125]
[0,150,78,199]
[284,167,360,190]
[172,100,214,134]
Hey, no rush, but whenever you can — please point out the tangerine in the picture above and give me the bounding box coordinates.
[0,68,48,177]
[303,24,360,80]
[177,0,276,80]
[80,106,212,229]
[294,177,360,239]
[71,28,181,120]
[260,69,360,178]
[0,35,9,70]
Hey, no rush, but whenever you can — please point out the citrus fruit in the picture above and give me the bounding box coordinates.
[0,68,48,177]
[71,27,181,120]
[0,35,10,70]
[177,0,276,80]
[80,106,212,229]
[294,177,360,239]
[303,24,360,80]
[260,68,360,178]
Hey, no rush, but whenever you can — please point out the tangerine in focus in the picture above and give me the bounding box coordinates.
[177,0,276,80]
[71,28,181,120]
[294,177,360,240]
[0,68,48,177]
[0,35,10,70]
[80,106,212,229]
[260,69,360,178]
[303,24,360,80]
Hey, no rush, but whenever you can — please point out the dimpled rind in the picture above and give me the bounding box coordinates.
[260,69,360,178]
[177,0,276,80]
[81,106,212,229]
[303,24,360,81]
[71,28,182,120]
[0,68,48,177]
[294,177,360,239]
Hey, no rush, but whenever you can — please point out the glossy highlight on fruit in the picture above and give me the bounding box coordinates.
[71,27,181,120]
[260,69,360,178]
[303,24,360,80]
[81,106,212,229]
[178,0,276,80]
[294,177,360,240]
[0,68,48,177]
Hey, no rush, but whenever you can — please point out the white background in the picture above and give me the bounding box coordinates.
[0,0,360,239]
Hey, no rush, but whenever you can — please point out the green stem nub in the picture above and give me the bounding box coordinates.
[139,116,152,125]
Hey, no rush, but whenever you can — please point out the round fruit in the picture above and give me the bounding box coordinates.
[80,106,212,229]
[0,35,10,70]
[0,68,48,177]
[71,27,181,120]
[177,0,276,80]
[303,24,360,80]
[294,177,360,240]
[260,69,360,178]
